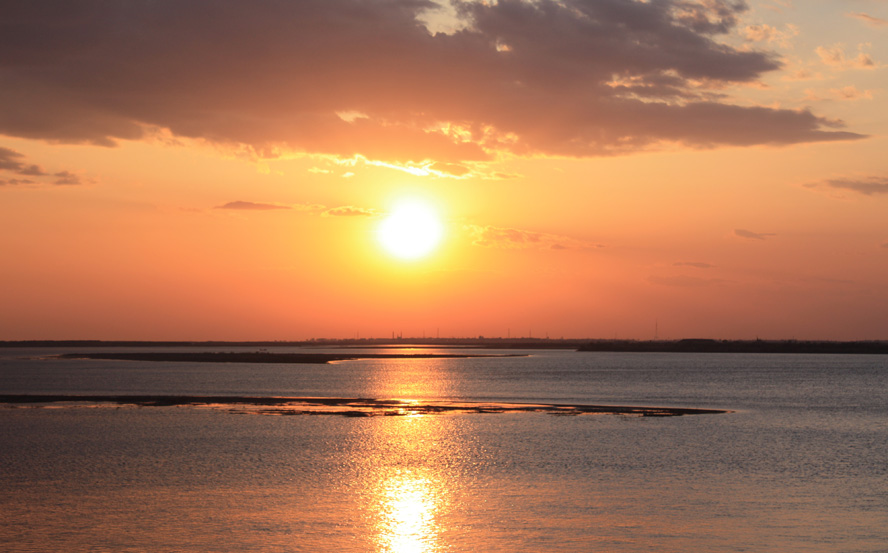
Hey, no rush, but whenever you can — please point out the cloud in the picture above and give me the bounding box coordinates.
[882,241,888,249]
[322,206,378,217]
[428,162,472,178]
[733,229,775,240]
[743,23,798,47]
[674,262,716,269]
[0,178,36,186]
[0,148,22,171]
[803,86,875,102]
[806,176,888,196]
[0,146,81,186]
[816,44,878,70]
[847,13,888,28]
[0,147,46,175]
[0,0,865,163]
[466,224,602,250]
[215,201,291,211]
[15,164,47,176]
[53,170,81,185]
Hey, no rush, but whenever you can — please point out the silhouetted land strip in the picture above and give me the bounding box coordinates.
[1,338,588,349]
[55,351,524,364]
[0,394,727,417]
[578,339,888,354]
[4,338,886,352]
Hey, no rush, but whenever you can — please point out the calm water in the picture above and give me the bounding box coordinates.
[1,347,886,552]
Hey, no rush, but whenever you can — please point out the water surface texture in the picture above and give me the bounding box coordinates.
[1,347,886,552]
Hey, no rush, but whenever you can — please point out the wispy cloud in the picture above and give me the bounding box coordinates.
[805,176,888,196]
[816,44,879,70]
[847,13,888,28]
[214,200,373,215]
[0,147,82,186]
[734,229,776,240]
[215,201,292,211]
[0,0,865,163]
[743,23,798,47]
[0,178,36,186]
[53,171,81,186]
[322,206,378,217]
[0,147,44,176]
[804,85,875,102]
[466,224,602,251]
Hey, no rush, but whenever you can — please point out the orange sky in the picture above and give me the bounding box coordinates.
[1,0,887,340]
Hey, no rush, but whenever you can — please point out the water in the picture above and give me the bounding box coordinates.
[1,347,886,552]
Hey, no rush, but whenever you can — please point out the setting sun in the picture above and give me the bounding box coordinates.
[376,198,445,261]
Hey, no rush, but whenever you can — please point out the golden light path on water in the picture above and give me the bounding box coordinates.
[363,358,454,553]
[376,469,442,553]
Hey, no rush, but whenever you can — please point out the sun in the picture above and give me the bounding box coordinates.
[376,198,445,260]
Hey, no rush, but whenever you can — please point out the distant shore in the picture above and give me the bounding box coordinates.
[577,339,888,354]
[2,338,886,354]
[55,351,525,364]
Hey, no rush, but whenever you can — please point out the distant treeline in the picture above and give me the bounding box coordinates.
[577,339,888,354]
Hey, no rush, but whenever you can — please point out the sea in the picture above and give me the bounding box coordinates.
[1,346,886,552]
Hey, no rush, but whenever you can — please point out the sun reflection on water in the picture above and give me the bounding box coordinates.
[375,470,442,553]
[359,360,464,552]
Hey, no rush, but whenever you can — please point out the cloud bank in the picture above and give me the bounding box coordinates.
[0,0,864,162]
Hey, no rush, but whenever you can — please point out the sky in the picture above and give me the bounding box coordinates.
[1,0,887,341]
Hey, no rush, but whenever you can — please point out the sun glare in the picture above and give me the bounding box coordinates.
[376,199,444,261]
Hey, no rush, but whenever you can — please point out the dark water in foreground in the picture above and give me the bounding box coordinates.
[1,348,886,552]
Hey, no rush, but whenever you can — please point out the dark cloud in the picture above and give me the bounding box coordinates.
[0,147,25,170]
[0,0,864,163]
[0,147,44,175]
[807,176,888,196]
[215,201,291,211]
[674,261,715,269]
[733,228,775,240]
[322,206,378,217]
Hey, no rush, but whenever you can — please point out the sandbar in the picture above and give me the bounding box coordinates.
[0,394,728,417]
